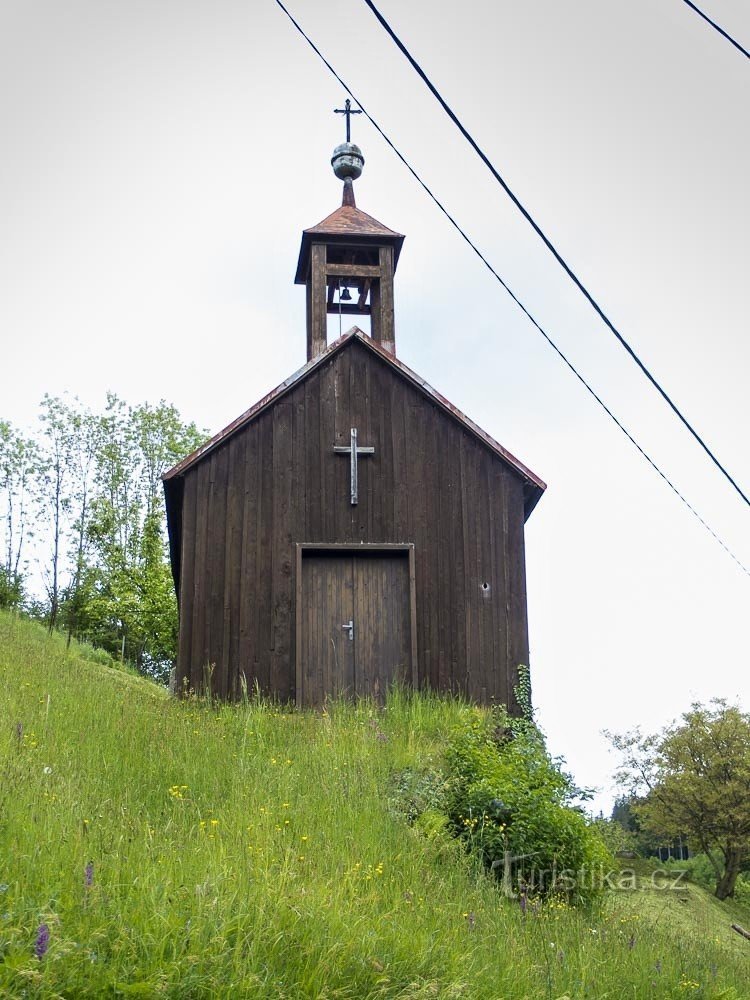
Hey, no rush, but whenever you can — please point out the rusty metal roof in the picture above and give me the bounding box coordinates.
[163,328,546,519]
[294,203,405,284]
[305,203,403,240]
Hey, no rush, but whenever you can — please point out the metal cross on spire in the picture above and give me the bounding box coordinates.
[334,98,362,143]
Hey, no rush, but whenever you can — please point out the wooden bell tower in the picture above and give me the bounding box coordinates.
[294,118,404,361]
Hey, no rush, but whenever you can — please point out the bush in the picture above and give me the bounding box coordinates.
[663,853,750,905]
[75,640,117,667]
[442,709,612,905]
[0,567,23,610]
[388,766,451,824]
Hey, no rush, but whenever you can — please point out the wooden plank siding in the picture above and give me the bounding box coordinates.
[174,338,530,708]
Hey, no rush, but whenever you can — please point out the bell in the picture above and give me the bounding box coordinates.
[339,286,352,302]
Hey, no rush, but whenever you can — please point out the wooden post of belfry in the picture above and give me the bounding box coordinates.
[307,244,328,360]
[369,245,395,354]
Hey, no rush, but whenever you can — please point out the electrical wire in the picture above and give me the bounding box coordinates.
[361,0,750,509]
[272,0,750,579]
[681,0,750,59]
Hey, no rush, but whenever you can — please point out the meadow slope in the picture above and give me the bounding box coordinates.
[0,611,748,998]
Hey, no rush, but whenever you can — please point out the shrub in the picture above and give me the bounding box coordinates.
[442,708,612,905]
[75,640,116,667]
[388,766,451,824]
[0,567,23,610]
[663,853,750,905]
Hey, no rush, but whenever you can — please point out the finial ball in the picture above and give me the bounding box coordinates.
[332,143,364,181]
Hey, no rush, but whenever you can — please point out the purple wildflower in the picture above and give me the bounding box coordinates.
[519,887,528,916]
[14,722,23,743]
[34,923,50,960]
[84,861,94,888]
[628,933,636,950]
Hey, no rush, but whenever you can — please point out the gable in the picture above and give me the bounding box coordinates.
[164,331,544,502]
[163,331,545,589]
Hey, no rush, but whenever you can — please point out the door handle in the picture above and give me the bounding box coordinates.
[341,620,354,641]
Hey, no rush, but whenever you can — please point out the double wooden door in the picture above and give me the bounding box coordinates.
[298,549,413,707]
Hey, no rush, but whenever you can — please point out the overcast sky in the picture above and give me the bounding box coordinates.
[2,0,748,811]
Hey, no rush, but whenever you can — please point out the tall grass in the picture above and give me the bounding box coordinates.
[0,610,747,998]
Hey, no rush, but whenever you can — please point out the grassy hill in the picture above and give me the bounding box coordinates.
[0,610,748,998]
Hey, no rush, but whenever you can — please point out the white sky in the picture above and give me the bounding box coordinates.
[2,0,748,811]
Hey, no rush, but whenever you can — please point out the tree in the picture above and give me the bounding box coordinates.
[608,700,750,899]
[1,393,204,680]
[34,396,100,639]
[37,395,74,631]
[0,420,39,608]
[63,402,99,647]
[82,395,204,676]
[609,795,666,858]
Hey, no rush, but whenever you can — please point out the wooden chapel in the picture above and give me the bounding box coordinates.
[163,116,546,709]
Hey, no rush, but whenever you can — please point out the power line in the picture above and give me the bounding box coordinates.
[681,0,750,59]
[361,0,750,509]
[272,0,750,579]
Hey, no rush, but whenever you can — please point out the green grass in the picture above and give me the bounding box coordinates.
[1,609,748,998]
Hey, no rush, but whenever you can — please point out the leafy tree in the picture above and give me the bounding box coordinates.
[608,700,750,899]
[37,395,74,630]
[590,814,637,857]
[2,394,203,679]
[63,402,99,647]
[82,395,204,677]
[609,794,670,858]
[34,395,100,640]
[611,795,638,833]
[0,420,39,608]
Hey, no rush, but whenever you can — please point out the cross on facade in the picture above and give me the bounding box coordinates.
[334,427,375,505]
[334,98,362,143]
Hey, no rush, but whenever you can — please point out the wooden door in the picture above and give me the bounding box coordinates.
[299,550,412,707]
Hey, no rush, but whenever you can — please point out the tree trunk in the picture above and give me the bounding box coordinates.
[715,844,743,899]
[67,491,88,648]
[48,471,61,634]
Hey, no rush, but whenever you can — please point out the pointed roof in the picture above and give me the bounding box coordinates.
[304,202,403,241]
[294,184,405,284]
[163,328,545,518]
